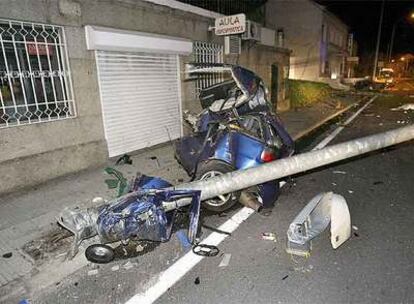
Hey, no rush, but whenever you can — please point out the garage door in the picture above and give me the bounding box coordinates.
[95,51,182,157]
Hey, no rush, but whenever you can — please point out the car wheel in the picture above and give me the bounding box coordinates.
[196,160,240,213]
[85,244,115,264]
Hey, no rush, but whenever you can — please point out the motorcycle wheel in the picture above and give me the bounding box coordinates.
[196,160,240,213]
[85,244,115,264]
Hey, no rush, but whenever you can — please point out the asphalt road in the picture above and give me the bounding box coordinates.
[36,92,414,304]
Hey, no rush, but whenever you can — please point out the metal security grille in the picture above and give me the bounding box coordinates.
[193,41,224,95]
[0,19,75,128]
[95,51,182,157]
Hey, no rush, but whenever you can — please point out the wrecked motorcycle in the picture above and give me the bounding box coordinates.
[175,64,294,212]
[58,174,201,263]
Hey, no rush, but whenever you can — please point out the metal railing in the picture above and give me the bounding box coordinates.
[0,19,75,128]
[193,41,224,96]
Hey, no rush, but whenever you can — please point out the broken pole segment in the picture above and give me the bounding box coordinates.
[171,125,414,205]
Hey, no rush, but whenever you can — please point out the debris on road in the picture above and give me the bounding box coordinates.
[2,252,12,258]
[111,265,120,272]
[104,167,129,197]
[218,253,232,267]
[115,154,133,165]
[122,261,136,270]
[150,156,160,168]
[348,190,354,194]
[192,244,219,257]
[92,197,105,205]
[281,275,289,280]
[352,225,359,231]
[391,103,414,111]
[261,232,277,242]
[332,170,347,174]
[194,277,200,285]
[87,269,99,276]
[293,264,314,273]
[286,192,351,257]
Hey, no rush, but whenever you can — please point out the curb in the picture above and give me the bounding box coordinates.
[293,97,367,141]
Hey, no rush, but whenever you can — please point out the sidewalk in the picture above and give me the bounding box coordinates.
[0,92,365,298]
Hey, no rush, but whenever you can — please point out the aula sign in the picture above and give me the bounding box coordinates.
[215,13,246,36]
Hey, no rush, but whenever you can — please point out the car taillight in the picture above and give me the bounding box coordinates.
[261,147,277,162]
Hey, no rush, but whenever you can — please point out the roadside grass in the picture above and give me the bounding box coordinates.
[288,79,331,108]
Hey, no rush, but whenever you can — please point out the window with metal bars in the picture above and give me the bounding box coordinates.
[193,41,224,96]
[0,19,75,128]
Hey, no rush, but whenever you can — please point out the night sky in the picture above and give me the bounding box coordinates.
[316,0,414,58]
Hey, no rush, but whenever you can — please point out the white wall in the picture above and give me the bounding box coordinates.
[266,0,323,81]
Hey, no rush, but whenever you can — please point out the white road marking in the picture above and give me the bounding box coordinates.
[313,96,377,150]
[125,94,377,304]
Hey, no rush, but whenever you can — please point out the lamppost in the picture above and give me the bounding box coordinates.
[373,0,385,80]
[388,12,414,62]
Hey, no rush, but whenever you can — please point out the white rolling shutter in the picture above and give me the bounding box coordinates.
[95,51,182,157]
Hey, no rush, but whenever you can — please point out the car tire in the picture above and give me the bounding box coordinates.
[196,160,240,213]
[85,244,115,264]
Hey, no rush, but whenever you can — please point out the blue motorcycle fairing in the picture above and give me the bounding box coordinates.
[96,175,202,244]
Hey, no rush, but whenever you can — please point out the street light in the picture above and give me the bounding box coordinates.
[388,12,414,62]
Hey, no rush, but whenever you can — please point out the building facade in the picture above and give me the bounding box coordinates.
[266,0,352,82]
[0,0,290,194]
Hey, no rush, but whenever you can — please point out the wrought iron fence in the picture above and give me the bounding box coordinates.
[193,41,224,95]
[0,19,75,128]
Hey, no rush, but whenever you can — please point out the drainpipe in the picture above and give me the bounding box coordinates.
[165,124,414,209]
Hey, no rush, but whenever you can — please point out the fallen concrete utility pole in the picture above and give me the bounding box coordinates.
[167,125,414,207]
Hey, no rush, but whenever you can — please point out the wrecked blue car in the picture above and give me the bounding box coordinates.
[175,64,294,212]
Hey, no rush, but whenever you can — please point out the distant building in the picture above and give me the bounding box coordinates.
[266,0,354,82]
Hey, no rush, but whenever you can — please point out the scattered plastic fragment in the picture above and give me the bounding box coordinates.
[348,190,354,194]
[261,232,277,242]
[379,123,383,126]
[111,265,120,272]
[2,252,12,258]
[293,265,314,273]
[332,182,337,186]
[194,277,200,285]
[352,225,359,231]
[282,275,289,280]
[115,154,132,165]
[192,244,219,257]
[150,156,160,168]
[104,167,129,197]
[122,261,135,270]
[176,229,192,251]
[218,253,232,267]
[19,300,30,304]
[332,170,346,175]
[391,103,414,111]
[92,197,105,204]
[87,269,99,276]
